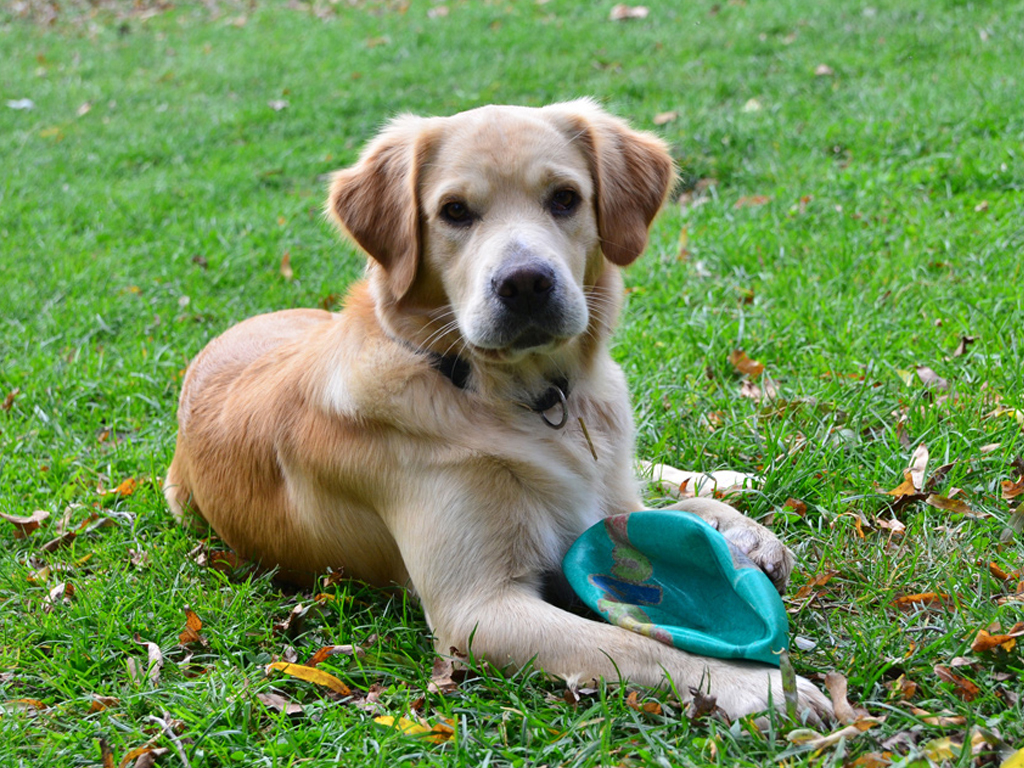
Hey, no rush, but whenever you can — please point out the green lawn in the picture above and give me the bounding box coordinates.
[2,0,1023,765]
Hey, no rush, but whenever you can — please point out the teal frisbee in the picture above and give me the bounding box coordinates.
[562,511,789,667]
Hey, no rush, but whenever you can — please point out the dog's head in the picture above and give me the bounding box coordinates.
[328,99,674,368]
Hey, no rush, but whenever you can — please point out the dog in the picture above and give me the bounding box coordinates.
[164,99,831,722]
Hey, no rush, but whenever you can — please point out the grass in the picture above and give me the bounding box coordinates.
[2,0,1023,765]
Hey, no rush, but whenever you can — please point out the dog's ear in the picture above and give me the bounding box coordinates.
[544,99,676,266]
[327,116,435,300]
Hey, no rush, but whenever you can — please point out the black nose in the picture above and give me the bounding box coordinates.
[493,262,556,315]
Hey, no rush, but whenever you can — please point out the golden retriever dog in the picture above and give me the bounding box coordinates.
[165,99,831,722]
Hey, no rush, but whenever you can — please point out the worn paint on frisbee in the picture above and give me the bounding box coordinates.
[562,510,789,666]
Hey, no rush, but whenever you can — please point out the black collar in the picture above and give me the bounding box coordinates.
[427,351,570,420]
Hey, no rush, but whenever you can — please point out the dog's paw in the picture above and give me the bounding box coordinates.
[709,665,833,727]
[665,498,794,592]
[719,519,794,594]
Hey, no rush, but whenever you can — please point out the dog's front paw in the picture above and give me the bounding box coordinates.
[665,498,794,592]
[709,664,832,726]
[718,518,794,594]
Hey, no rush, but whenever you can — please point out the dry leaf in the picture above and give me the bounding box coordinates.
[814,63,835,76]
[266,662,351,695]
[934,664,980,701]
[886,472,924,499]
[823,672,864,724]
[728,349,764,378]
[907,444,929,490]
[129,636,164,686]
[653,110,677,125]
[909,706,965,726]
[1,387,19,411]
[0,509,49,538]
[971,622,1024,653]
[951,335,976,357]
[733,194,770,207]
[891,592,950,610]
[888,674,917,700]
[257,692,304,716]
[925,493,979,517]
[1002,476,1024,501]
[915,365,949,390]
[43,581,74,613]
[306,644,365,667]
[786,717,885,750]
[609,4,649,20]
[178,608,207,646]
[783,498,807,516]
[89,695,120,713]
[280,252,294,280]
[625,689,662,716]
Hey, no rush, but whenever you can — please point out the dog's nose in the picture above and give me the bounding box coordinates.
[493,263,556,315]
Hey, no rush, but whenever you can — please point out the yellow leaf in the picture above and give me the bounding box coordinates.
[374,715,455,743]
[267,662,351,695]
[1001,747,1024,768]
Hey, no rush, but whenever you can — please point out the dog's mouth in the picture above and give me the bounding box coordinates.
[468,330,568,362]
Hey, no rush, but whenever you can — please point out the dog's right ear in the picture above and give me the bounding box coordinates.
[327,116,435,301]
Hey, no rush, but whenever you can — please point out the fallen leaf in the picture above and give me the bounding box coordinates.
[1002,747,1024,768]
[266,662,351,695]
[971,622,1024,653]
[268,99,289,111]
[98,737,114,768]
[625,689,662,716]
[791,569,839,600]
[786,717,885,750]
[257,692,304,716]
[848,753,893,768]
[728,349,764,378]
[823,672,866,724]
[374,714,455,743]
[891,592,950,610]
[1,509,49,538]
[915,365,949,390]
[733,194,771,208]
[280,252,294,280]
[129,636,163,686]
[89,695,119,713]
[43,581,74,613]
[886,472,925,500]
[921,736,961,762]
[609,4,649,20]
[428,654,466,694]
[684,686,721,721]
[951,335,976,357]
[306,644,365,667]
[1,387,20,411]
[114,477,137,496]
[653,110,677,125]
[814,63,835,76]
[178,608,207,646]
[907,444,929,490]
[741,98,762,113]
[888,674,917,700]
[925,493,979,516]
[909,706,966,726]
[1002,476,1024,502]
[933,664,980,701]
[76,101,92,116]
[783,498,807,516]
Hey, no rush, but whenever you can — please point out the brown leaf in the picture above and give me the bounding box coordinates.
[88,695,119,713]
[625,689,662,716]
[891,592,950,610]
[257,692,305,716]
[987,562,1019,581]
[791,569,839,600]
[886,472,924,499]
[824,671,863,724]
[951,335,976,357]
[0,509,49,538]
[733,194,771,208]
[1,387,20,411]
[653,110,677,125]
[178,608,207,646]
[783,498,807,516]
[925,492,980,517]
[933,665,980,701]
[915,365,949,391]
[98,737,114,768]
[888,674,917,701]
[306,644,365,667]
[1002,476,1024,501]
[609,4,649,20]
[280,252,294,280]
[685,686,721,721]
[114,477,137,496]
[428,655,466,694]
[43,581,74,613]
[728,349,764,378]
[971,622,1024,653]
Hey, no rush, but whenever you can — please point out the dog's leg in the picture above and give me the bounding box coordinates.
[663,498,795,593]
[429,585,831,723]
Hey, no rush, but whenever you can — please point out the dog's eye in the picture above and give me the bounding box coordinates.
[441,200,473,227]
[549,189,579,217]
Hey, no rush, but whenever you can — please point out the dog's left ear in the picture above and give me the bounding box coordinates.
[544,99,676,266]
[327,115,436,301]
